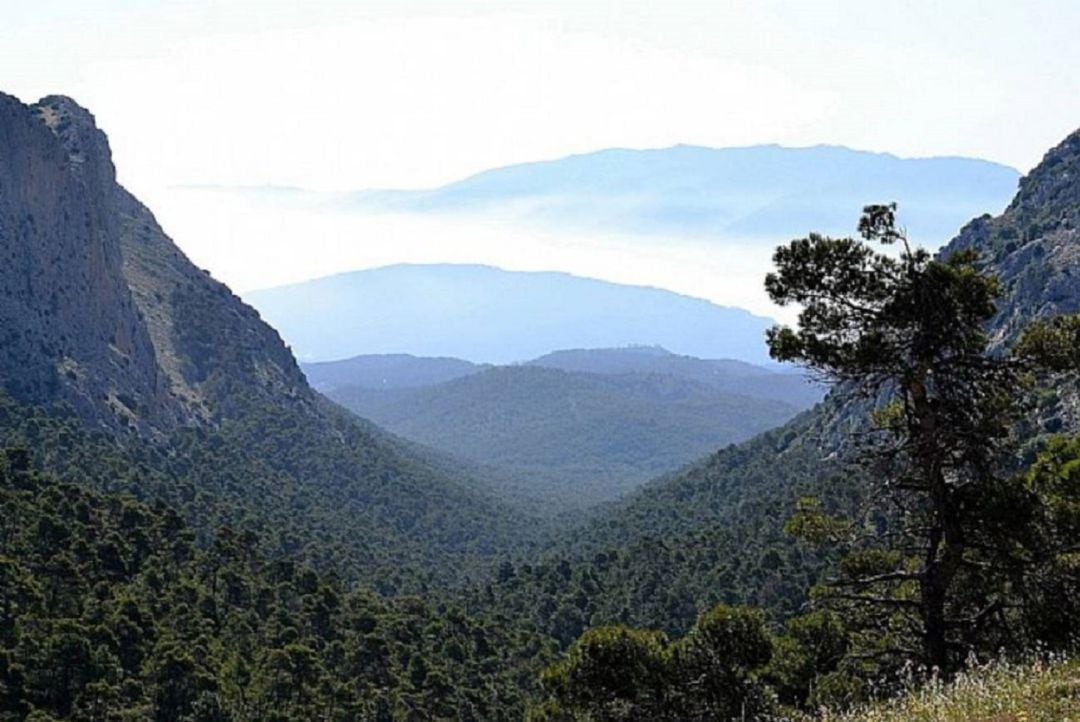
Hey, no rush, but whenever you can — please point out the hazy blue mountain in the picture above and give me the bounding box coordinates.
[342,144,1020,245]
[311,347,823,509]
[527,345,825,408]
[325,365,801,510]
[303,353,486,392]
[247,264,778,364]
[527,345,763,376]
[306,345,824,412]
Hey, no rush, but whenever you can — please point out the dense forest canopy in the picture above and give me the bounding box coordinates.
[0,448,550,720]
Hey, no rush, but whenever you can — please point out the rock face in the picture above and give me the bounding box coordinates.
[113,157,308,424]
[0,94,169,430]
[945,128,1080,345]
[0,94,528,585]
[0,93,307,432]
[940,127,1080,430]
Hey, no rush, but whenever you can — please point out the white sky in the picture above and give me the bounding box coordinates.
[3,1,1079,319]
[5,0,1079,193]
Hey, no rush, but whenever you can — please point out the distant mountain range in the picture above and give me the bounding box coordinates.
[305,347,824,509]
[304,353,486,392]
[247,264,780,364]
[228,146,1019,369]
[193,144,1019,247]
[526,345,823,408]
[303,345,823,407]
[216,144,1012,246]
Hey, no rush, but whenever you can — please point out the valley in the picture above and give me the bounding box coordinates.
[3,56,1080,720]
[306,348,823,511]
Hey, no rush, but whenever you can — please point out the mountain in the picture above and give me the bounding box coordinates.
[0,93,529,591]
[527,345,762,375]
[302,345,825,408]
[306,347,824,510]
[0,95,179,432]
[946,130,1080,333]
[527,345,825,409]
[323,364,802,510]
[246,264,779,365]
[342,144,1020,245]
[471,126,1080,645]
[303,353,486,392]
[942,127,1080,428]
[0,93,314,433]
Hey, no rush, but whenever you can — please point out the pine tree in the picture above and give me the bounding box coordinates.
[767,203,1075,674]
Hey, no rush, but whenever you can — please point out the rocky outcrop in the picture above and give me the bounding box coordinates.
[114,170,308,423]
[940,127,1080,431]
[944,128,1080,344]
[0,93,307,432]
[0,94,171,430]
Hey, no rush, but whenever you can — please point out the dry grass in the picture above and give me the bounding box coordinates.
[821,656,1080,722]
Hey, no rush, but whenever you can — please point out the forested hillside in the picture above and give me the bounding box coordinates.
[465,409,847,645]
[527,346,825,408]
[324,364,804,510]
[0,93,532,593]
[0,447,549,720]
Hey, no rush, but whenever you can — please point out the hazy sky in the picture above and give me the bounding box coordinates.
[3,1,1079,319]
[5,0,1079,194]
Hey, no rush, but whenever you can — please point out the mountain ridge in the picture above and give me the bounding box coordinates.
[173,143,1018,195]
[0,93,176,432]
[322,363,803,511]
[337,143,1020,244]
[248,263,779,364]
[378,142,1018,194]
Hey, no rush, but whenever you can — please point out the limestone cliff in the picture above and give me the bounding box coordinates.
[0,93,307,433]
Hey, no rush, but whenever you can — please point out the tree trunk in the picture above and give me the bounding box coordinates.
[911,370,964,673]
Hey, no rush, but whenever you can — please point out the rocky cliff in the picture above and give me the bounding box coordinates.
[946,127,1080,341]
[0,94,169,430]
[0,93,308,433]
